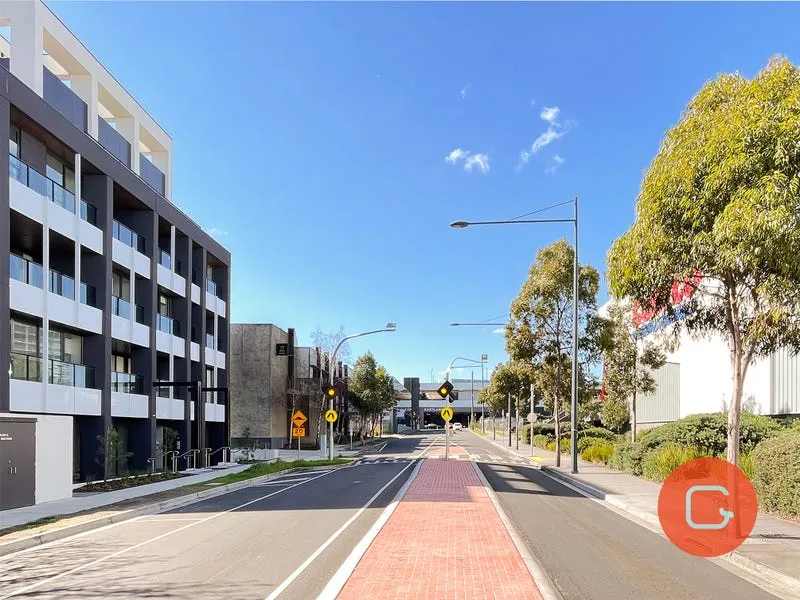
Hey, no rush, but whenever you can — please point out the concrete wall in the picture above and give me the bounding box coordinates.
[229,324,289,449]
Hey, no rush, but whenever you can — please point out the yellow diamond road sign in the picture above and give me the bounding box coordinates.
[325,409,338,423]
[291,410,307,428]
[440,407,453,421]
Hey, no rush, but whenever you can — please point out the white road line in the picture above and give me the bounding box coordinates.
[0,469,337,600]
[316,460,423,600]
[265,437,437,600]
[378,442,388,452]
[264,461,417,600]
[137,517,205,523]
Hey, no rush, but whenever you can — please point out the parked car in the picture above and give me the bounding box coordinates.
[453,423,463,431]
[424,423,440,430]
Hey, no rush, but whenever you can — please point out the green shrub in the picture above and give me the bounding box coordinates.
[739,451,755,480]
[637,412,783,455]
[521,424,531,444]
[546,438,570,453]
[532,434,551,449]
[641,443,702,482]
[752,433,800,517]
[608,440,646,475]
[578,436,609,452]
[578,427,617,442]
[581,442,614,464]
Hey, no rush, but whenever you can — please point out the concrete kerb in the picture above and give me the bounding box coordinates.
[0,463,349,558]
[471,461,563,600]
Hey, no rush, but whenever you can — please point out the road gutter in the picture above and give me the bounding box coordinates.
[0,464,345,558]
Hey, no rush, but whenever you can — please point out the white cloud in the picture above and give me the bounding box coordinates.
[446,148,490,174]
[464,153,490,174]
[540,106,560,124]
[460,84,471,99]
[205,227,229,237]
[531,127,564,153]
[445,148,468,164]
[545,154,566,175]
[492,328,505,334]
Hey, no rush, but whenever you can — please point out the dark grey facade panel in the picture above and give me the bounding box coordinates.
[97,117,131,168]
[42,67,87,133]
[0,97,9,413]
[0,68,229,263]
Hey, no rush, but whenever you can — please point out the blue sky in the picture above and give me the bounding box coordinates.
[48,1,800,384]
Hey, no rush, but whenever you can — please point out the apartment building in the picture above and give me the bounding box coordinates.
[0,1,231,511]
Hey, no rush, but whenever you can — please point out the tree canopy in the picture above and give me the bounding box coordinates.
[607,56,800,463]
[348,352,395,419]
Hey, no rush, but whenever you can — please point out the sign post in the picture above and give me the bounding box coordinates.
[291,410,307,461]
[440,406,454,460]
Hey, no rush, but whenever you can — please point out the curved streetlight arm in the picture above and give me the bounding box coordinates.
[329,327,396,386]
[446,356,487,382]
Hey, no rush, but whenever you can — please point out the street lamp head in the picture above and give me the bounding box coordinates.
[385,322,397,331]
[450,323,461,327]
[450,221,470,229]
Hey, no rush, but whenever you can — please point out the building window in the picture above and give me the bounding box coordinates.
[47,329,83,363]
[112,354,131,373]
[158,293,171,317]
[112,271,131,301]
[45,152,75,193]
[9,124,20,158]
[12,319,40,356]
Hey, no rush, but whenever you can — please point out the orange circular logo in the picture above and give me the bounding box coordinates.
[657,457,758,557]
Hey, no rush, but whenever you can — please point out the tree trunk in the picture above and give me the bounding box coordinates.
[631,343,638,443]
[727,348,745,465]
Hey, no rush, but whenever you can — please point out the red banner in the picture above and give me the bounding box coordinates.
[631,271,702,327]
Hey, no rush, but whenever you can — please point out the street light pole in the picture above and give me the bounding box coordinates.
[450,198,581,473]
[328,323,396,460]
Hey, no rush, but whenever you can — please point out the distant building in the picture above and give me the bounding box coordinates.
[599,286,800,432]
[229,324,348,449]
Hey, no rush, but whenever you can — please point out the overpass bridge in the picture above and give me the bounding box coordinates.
[393,378,489,426]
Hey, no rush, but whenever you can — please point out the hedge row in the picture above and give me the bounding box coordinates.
[584,414,800,518]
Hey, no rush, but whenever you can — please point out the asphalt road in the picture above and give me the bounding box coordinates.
[0,434,436,600]
[459,431,778,600]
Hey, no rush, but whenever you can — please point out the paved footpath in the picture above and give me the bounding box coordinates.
[337,458,545,600]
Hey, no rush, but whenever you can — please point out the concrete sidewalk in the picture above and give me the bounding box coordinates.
[335,458,550,600]
[0,464,250,530]
[1,441,362,531]
[473,430,800,597]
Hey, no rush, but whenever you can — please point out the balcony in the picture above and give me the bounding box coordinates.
[140,156,165,196]
[9,356,101,415]
[111,295,131,319]
[112,220,146,253]
[157,314,177,335]
[9,154,76,213]
[10,254,44,288]
[111,372,144,394]
[80,200,97,226]
[42,66,88,133]
[48,358,95,388]
[10,353,42,382]
[159,249,172,269]
[80,282,97,307]
[49,270,75,300]
[98,117,131,168]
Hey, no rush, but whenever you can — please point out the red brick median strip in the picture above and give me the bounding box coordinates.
[337,459,545,600]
